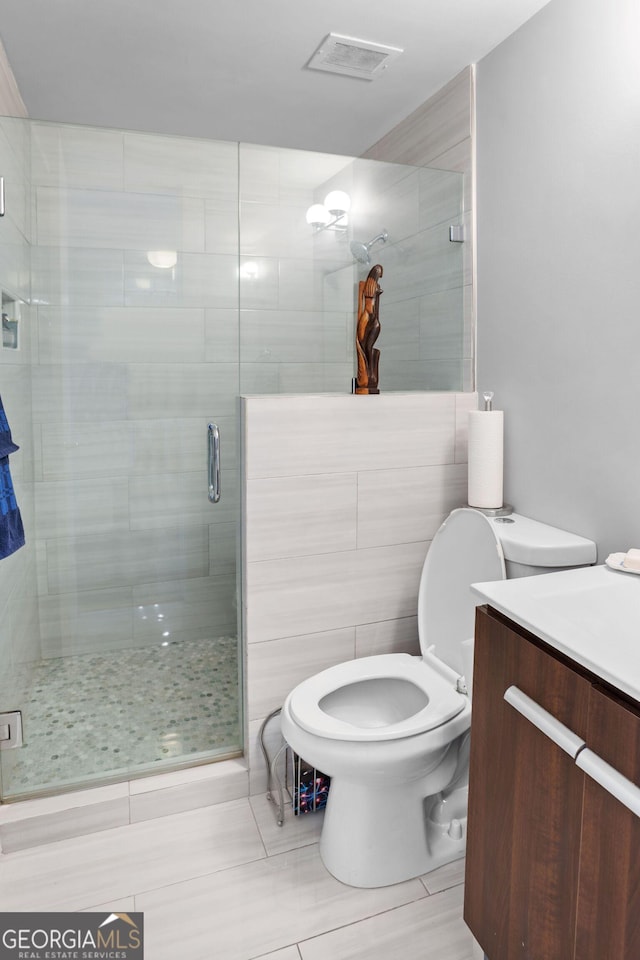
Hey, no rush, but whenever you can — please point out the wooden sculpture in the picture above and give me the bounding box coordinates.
[355,264,383,395]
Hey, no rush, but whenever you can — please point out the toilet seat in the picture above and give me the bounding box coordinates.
[287,653,466,742]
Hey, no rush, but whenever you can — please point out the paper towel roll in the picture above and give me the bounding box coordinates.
[468,409,503,508]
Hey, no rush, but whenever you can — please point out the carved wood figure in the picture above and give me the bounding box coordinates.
[355,263,383,395]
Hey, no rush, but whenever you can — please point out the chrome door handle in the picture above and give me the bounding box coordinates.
[0,177,5,217]
[504,685,586,759]
[577,749,640,818]
[208,422,221,503]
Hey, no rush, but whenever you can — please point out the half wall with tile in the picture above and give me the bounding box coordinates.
[242,391,475,793]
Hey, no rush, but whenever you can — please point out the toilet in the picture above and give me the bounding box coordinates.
[280,507,596,888]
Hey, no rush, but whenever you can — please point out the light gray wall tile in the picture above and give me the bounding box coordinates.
[39,588,134,658]
[34,477,129,539]
[130,416,237,476]
[455,393,477,464]
[31,122,125,191]
[129,470,238,530]
[276,362,353,394]
[36,187,206,252]
[0,213,30,301]
[128,362,238,419]
[44,526,210,594]
[31,247,125,307]
[240,200,315,260]
[247,627,355,720]
[420,286,466,359]
[204,203,240,255]
[209,521,237,577]
[418,167,464,229]
[124,133,238,202]
[124,252,238,308]
[205,309,239,362]
[377,297,420,362]
[246,473,357,562]
[357,462,468,548]
[243,394,456,479]
[132,575,237,646]
[240,363,280,394]
[32,363,129,423]
[245,541,428,644]
[40,421,133,480]
[355,617,420,658]
[239,257,279,310]
[240,309,351,365]
[37,306,206,364]
[363,67,473,166]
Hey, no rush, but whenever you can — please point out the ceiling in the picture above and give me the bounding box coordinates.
[0,0,551,157]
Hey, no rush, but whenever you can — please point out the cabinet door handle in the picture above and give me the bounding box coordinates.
[576,748,640,818]
[504,685,586,759]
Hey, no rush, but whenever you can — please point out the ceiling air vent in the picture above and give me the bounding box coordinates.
[306,34,403,81]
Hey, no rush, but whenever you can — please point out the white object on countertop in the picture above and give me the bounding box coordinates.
[624,548,640,570]
[606,552,640,575]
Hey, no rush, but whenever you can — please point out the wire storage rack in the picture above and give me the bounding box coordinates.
[259,707,330,826]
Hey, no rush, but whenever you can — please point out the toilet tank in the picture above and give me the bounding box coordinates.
[489,513,597,578]
[418,508,596,678]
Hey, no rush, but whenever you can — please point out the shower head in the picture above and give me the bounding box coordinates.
[349,230,388,265]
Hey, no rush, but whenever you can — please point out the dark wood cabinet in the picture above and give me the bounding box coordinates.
[464,605,640,960]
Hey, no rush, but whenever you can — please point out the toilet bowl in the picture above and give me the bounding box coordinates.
[280,507,596,888]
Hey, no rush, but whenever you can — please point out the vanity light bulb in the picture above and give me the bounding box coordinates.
[305,203,331,227]
[324,190,351,216]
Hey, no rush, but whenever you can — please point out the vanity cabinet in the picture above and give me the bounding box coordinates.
[464,605,640,960]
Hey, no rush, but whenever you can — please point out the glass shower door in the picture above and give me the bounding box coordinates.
[0,119,242,800]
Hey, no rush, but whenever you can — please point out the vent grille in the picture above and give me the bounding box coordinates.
[306,33,403,81]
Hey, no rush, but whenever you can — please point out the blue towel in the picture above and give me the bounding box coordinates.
[0,394,24,559]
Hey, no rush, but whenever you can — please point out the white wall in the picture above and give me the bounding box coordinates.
[242,391,475,793]
[476,0,640,557]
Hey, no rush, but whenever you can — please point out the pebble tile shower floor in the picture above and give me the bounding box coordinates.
[0,635,240,798]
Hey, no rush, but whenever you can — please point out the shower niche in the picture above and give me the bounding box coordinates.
[2,292,21,350]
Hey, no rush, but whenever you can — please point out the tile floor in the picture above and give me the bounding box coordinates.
[0,635,241,798]
[0,792,475,960]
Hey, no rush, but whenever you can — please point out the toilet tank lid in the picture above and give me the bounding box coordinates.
[490,513,597,567]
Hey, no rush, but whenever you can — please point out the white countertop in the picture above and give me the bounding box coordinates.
[471,564,640,703]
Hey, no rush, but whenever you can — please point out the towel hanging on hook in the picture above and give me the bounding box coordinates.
[0,394,25,559]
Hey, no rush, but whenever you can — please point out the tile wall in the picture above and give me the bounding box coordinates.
[363,66,475,393]
[0,116,41,726]
[29,122,241,661]
[238,144,357,395]
[321,157,470,392]
[243,391,476,794]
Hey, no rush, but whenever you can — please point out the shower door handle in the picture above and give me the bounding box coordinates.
[208,422,221,503]
[0,177,5,217]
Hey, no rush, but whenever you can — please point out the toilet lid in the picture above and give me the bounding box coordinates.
[418,508,506,674]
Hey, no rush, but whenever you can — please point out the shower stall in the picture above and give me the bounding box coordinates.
[0,116,467,802]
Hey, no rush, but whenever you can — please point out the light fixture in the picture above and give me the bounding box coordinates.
[147,250,178,269]
[305,191,351,233]
[324,190,351,216]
